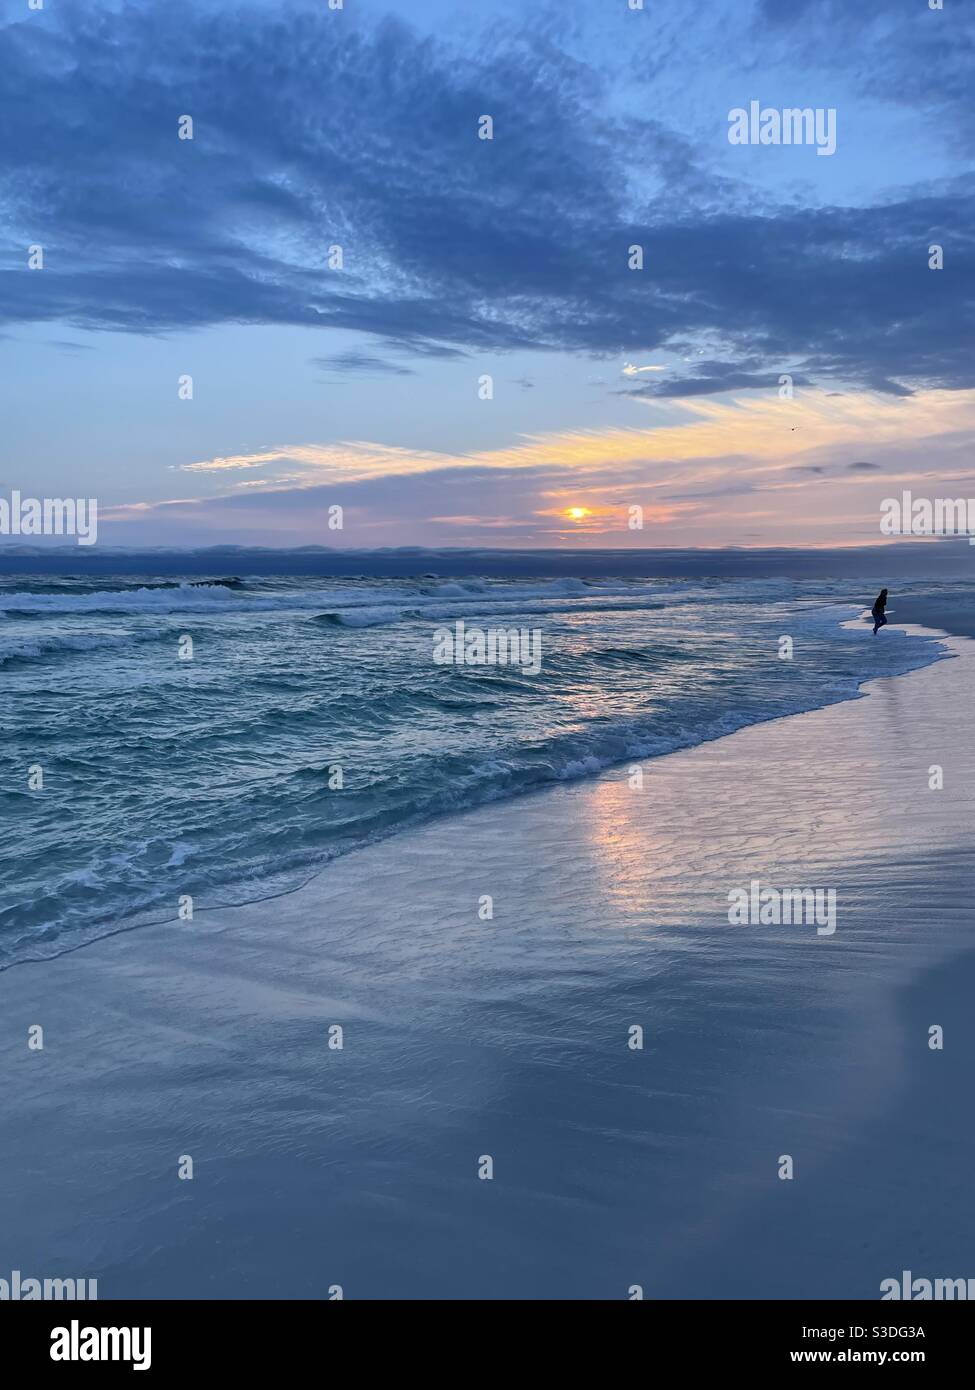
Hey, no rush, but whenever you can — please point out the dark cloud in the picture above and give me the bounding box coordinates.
[753,0,975,152]
[0,0,972,399]
[618,362,812,400]
[311,352,415,377]
[377,338,469,360]
[848,461,881,471]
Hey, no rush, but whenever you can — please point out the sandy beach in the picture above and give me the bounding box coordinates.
[6,0,973,1341]
[2,618,973,1300]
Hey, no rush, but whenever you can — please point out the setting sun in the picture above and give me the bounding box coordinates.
[565,506,591,521]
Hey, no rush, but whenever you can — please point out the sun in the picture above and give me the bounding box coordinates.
[565,506,591,521]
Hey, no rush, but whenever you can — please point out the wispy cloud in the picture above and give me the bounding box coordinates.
[94,387,975,549]
[311,352,416,378]
[178,389,975,486]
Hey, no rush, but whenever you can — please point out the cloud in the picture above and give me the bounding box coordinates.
[176,390,975,486]
[619,365,804,400]
[92,386,975,550]
[0,1,971,398]
[310,352,415,377]
[752,0,975,151]
[180,440,460,477]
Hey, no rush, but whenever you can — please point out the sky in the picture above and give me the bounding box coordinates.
[1,0,973,550]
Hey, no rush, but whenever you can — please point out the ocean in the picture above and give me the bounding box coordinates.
[0,572,957,969]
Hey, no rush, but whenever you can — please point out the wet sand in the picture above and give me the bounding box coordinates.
[1,625,972,1299]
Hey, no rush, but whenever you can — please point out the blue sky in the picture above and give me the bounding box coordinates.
[1,0,973,548]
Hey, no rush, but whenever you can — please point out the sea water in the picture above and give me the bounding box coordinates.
[0,572,956,968]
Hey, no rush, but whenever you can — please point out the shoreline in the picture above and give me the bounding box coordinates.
[2,600,951,975]
[1,627,972,1297]
[890,597,975,640]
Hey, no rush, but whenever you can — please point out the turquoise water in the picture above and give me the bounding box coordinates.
[0,573,951,967]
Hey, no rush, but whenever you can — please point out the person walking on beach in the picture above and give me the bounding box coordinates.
[871,588,889,635]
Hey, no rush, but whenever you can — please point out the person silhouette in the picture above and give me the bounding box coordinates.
[871,588,889,635]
